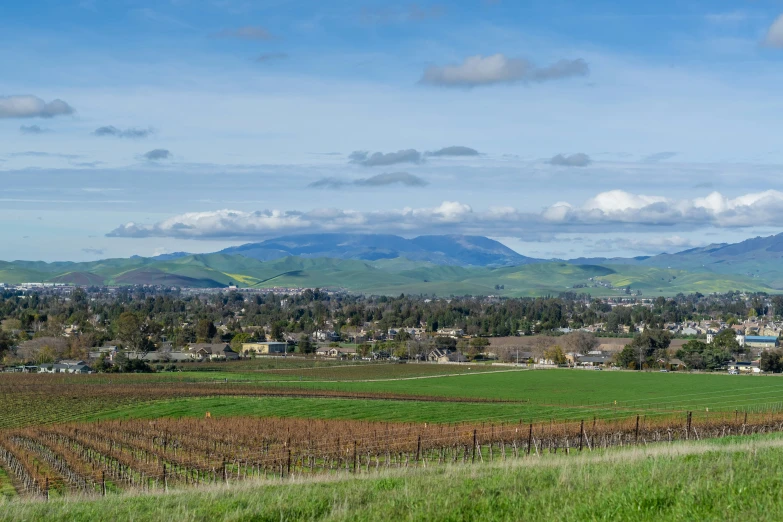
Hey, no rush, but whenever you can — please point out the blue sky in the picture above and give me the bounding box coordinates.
[4,0,783,261]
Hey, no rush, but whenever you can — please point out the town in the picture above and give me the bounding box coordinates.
[1,284,781,375]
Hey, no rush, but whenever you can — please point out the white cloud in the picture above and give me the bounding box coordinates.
[546,189,783,228]
[0,95,74,119]
[763,14,783,47]
[420,54,588,87]
[107,189,783,240]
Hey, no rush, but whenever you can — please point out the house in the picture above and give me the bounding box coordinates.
[436,328,464,338]
[681,327,699,336]
[240,341,287,356]
[187,343,239,361]
[576,354,613,367]
[427,348,467,363]
[727,361,762,373]
[317,346,357,358]
[39,361,93,374]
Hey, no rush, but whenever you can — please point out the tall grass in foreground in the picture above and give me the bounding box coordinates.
[2,434,783,521]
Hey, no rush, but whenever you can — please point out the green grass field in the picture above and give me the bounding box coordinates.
[48,368,783,428]
[3,434,783,521]
[262,368,783,411]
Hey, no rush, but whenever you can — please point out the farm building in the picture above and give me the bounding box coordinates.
[743,336,779,350]
[241,341,288,355]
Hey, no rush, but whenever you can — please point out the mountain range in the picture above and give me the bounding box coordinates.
[1,232,782,296]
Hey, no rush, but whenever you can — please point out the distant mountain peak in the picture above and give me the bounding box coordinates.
[218,233,540,267]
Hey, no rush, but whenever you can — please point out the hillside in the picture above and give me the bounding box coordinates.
[218,233,538,267]
[0,254,773,297]
[570,232,783,289]
[4,436,783,521]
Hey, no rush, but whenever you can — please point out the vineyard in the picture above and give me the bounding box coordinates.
[2,411,783,499]
[4,369,783,503]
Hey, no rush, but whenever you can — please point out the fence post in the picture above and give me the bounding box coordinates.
[472,430,477,463]
[527,423,533,456]
[579,420,584,451]
[287,449,292,477]
[352,441,357,473]
[44,476,49,501]
[222,461,228,484]
[163,464,168,493]
[416,435,422,465]
[635,415,640,443]
[102,471,106,496]
[686,412,692,440]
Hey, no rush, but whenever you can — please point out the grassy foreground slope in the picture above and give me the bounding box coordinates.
[3,435,783,521]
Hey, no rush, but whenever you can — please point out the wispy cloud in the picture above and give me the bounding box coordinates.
[0,96,74,119]
[255,52,288,63]
[349,149,422,166]
[93,126,153,139]
[642,151,677,163]
[421,54,588,88]
[706,11,748,24]
[361,4,445,24]
[212,26,272,40]
[549,153,591,167]
[81,248,105,256]
[9,151,81,159]
[143,149,171,161]
[309,172,428,189]
[425,146,479,157]
[19,125,50,135]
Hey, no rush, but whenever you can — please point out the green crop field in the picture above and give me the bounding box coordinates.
[259,368,783,413]
[20,367,783,428]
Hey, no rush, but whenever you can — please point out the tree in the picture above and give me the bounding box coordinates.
[617,329,672,370]
[270,323,284,342]
[230,332,251,352]
[116,312,156,357]
[117,312,143,349]
[435,337,457,350]
[712,329,743,355]
[676,340,731,371]
[196,319,217,342]
[544,345,567,365]
[299,334,314,354]
[357,343,371,358]
[760,349,783,373]
[561,331,599,355]
[0,330,11,359]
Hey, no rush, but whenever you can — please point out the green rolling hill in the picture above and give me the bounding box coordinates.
[0,254,774,297]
